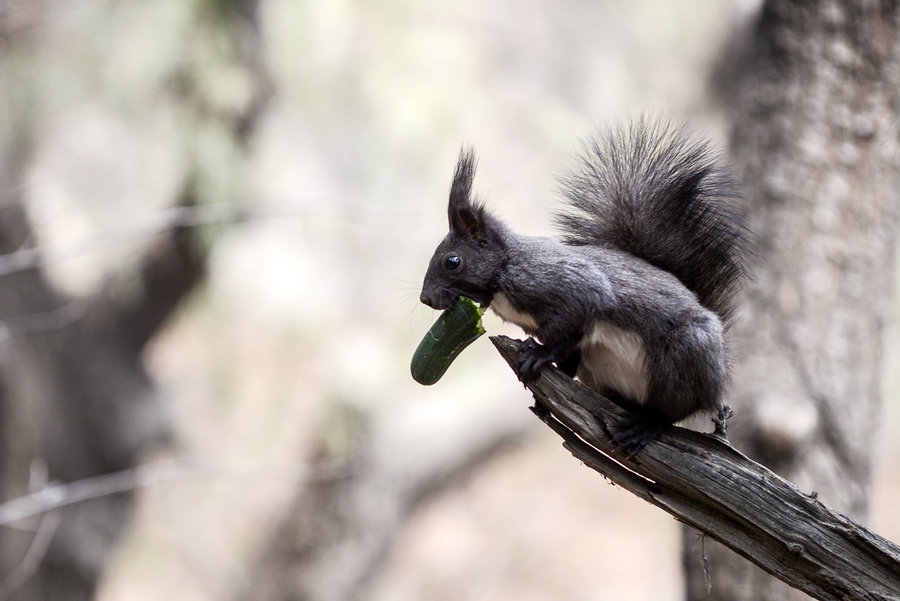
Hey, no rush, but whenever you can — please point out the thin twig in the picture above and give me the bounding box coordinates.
[0,299,87,342]
[0,201,321,278]
[0,457,354,527]
[0,510,62,600]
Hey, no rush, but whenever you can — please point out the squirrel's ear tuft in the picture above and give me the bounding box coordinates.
[448,146,482,236]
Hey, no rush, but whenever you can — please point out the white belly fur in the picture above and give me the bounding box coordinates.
[490,295,648,404]
[490,292,539,330]
[577,321,649,404]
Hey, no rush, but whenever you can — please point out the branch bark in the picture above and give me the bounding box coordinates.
[490,335,900,601]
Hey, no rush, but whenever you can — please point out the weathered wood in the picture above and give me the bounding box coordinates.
[491,335,900,601]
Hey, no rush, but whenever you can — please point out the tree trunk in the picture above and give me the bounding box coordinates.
[685,2,900,599]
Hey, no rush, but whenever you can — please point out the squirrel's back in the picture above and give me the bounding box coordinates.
[556,118,752,324]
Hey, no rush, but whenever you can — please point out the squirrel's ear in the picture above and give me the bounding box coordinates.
[448,147,482,236]
[450,203,485,238]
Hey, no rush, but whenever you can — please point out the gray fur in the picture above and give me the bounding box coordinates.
[556,117,752,324]
[420,119,750,425]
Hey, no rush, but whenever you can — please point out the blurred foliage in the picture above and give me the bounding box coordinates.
[2,1,898,600]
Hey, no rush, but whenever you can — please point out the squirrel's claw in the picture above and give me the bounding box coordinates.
[611,412,668,458]
[516,338,556,382]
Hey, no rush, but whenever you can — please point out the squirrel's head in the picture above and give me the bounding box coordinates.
[420,148,507,311]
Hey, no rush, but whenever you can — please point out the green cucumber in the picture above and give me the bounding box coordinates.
[411,296,486,385]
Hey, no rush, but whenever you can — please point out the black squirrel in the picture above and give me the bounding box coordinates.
[419,118,752,452]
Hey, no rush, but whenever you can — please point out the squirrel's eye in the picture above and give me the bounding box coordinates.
[444,255,461,271]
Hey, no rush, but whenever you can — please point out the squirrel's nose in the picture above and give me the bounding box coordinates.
[420,291,436,309]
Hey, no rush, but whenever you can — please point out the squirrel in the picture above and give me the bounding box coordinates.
[419,118,752,453]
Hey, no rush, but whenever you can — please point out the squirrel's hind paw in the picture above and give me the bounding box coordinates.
[611,412,669,458]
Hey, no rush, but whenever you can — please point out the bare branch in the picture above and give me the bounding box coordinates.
[491,335,900,601]
[0,457,354,527]
[0,459,190,526]
[0,201,303,278]
[0,511,61,600]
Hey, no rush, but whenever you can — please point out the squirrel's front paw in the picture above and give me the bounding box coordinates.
[517,338,556,383]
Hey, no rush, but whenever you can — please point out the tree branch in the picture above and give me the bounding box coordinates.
[0,457,355,527]
[490,335,900,601]
[80,0,272,354]
[96,205,208,354]
[0,510,61,601]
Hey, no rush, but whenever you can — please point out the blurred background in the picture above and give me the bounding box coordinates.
[0,1,897,600]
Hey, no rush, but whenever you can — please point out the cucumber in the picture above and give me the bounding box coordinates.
[411,296,486,385]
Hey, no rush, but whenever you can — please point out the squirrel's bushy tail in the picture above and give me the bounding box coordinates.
[556,117,752,324]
